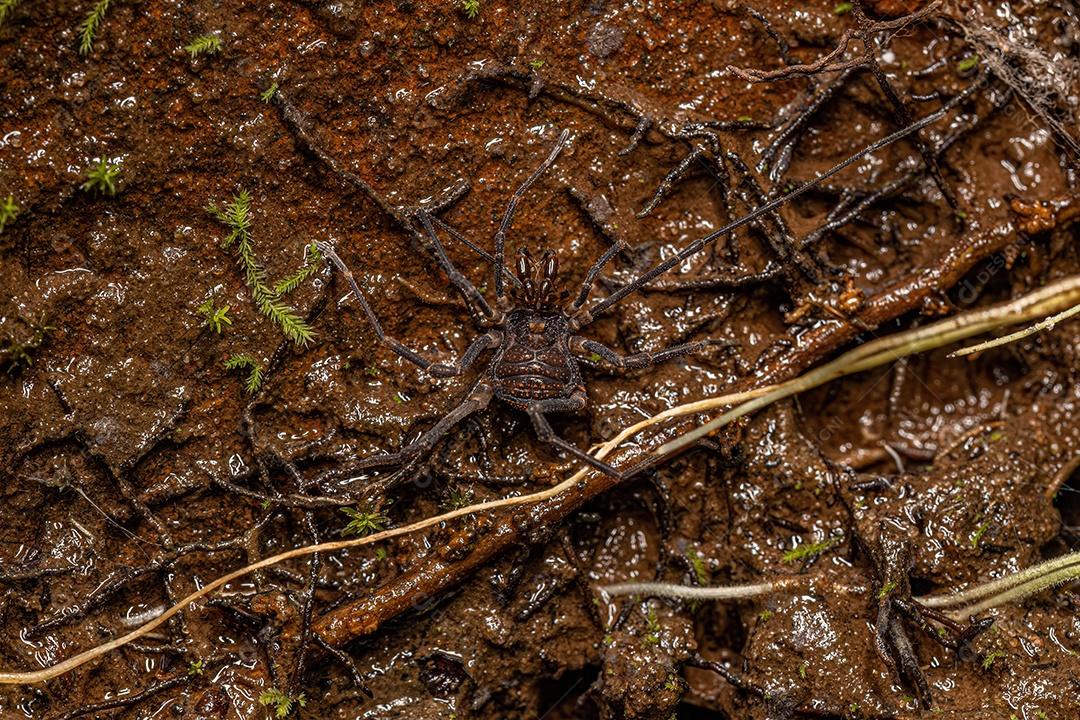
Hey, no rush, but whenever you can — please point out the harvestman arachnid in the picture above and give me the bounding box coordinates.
[318,110,945,481]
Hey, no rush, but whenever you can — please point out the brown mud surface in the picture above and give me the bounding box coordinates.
[2,1,1080,718]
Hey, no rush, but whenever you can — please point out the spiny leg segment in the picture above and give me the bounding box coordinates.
[571,337,730,370]
[526,396,656,480]
[351,383,496,472]
[415,211,496,322]
[315,241,500,380]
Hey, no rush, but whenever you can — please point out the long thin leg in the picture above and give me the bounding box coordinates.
[571,337,729,370]
[493,129,570,301]
[415,211,495,321]
[851,0,959,213]
[572,108,948,325]
[429,214,523,291]
[522,395,652,483]
[759,68,856,183]
[620,263,781,293]
[685,654,769,697]
[317,241,500,377]
[278,93,496,320]
[524,396,673,481]
[429,331,502,378]
[799,86,979,251]
[567,239,626,315]
[353,382,495,470]
[526,395,624,479]
[886,614,933,708]
[276,95,407,226]
[636,124,735,220]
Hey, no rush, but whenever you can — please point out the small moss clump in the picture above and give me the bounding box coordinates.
[224,354,263,394]
[207,191,316,346]
[0,195,18,233]
[0,0,28,27]
[184,34,221,57]
[259,83,279,103]
[198,298,232,334]
[2,313,57,375]
[258,688,307,718]
[81,157,121,195]
[783,534,843,563]
[273,241,322,294]
[958,56,979,73]
[341,504,389,537]
[78,0,112,54]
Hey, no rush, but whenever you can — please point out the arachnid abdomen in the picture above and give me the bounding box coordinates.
[491,311,583,409]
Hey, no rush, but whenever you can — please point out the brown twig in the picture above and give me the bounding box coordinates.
[727,1,942,83]
[728,29,865,82]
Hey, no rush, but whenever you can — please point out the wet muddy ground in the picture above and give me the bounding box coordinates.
[2,0,1080,718]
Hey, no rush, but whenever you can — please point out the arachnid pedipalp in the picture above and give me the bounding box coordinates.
[318,112,946,482]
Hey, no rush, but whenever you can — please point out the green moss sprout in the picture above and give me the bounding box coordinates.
[0,0,28,27]
[81,157,121,195]
[197,298,232,334]
[273,241,321,294]
[224,354,263,394]
[207,191,315,346]
[184,34,221,57]
[982,650,1005,670]
[259,83,279,103]
[341,504,389,537]
[686,546,708,585]
[0,195,18,233]
[876,581,897,600]
[783,534,843,563]
[258,688,307,718]
[441,487,474,511]
[2,313,57,375]
[77,0,111,55]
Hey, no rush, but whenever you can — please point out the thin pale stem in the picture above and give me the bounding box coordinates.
[920,550,1080,615]
[10,278,1080,685]
[600,550,1080,619]
[0,477,584,684]
[655,274,1080,456]
[949,300,1080,357]
[601,581,775,601]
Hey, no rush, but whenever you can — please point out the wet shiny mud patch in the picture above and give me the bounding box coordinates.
[1,0,1079,718]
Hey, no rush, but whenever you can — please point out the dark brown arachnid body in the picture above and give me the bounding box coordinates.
[319,114,944,480]
[319,131,719,479]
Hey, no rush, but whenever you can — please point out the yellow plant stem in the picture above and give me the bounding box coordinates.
[600,550,1080,619]
[656,274,1080,456]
